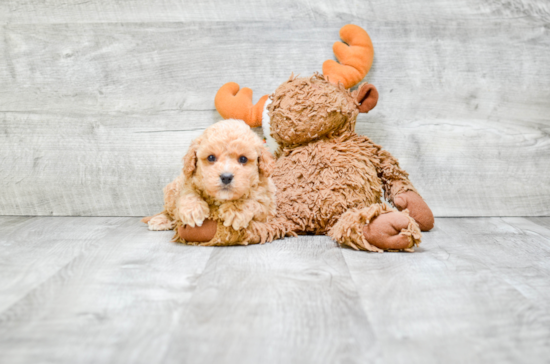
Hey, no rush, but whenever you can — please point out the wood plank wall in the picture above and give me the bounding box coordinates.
[1,0,549,216]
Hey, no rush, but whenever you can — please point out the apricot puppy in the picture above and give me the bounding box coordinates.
[143,119,278,245]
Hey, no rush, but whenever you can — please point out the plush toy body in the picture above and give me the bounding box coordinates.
[266,75,428,251]
[212,25,434,251]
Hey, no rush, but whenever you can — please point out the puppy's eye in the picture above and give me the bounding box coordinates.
[239,156,248,164]
[207,155,216,162]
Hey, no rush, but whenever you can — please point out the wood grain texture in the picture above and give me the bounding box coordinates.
[162,235,376,364]
[1,0,548,24]
[1,216,550,363]
[0,7,549,216]
[0,216,214,364]
[527,217,550,230]
[342,217,550,363]
[0,216,121,313]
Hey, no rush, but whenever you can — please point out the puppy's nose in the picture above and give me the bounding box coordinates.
[220,173,234,185]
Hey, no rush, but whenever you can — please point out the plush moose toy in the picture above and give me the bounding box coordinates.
[187,24,434,251]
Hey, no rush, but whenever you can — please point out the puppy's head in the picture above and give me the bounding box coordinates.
[183,119,274,201]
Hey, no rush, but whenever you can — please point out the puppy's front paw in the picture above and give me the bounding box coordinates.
[219,203,254,230]
[179,200,210,227]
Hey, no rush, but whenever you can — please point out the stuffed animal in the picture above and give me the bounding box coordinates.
[212,24,434,252]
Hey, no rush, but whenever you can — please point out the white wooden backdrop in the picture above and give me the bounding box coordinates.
[0,0,549,217]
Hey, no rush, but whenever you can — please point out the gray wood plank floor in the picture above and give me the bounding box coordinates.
[1,217,549,363]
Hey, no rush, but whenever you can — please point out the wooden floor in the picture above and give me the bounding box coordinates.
[1,216,550,364]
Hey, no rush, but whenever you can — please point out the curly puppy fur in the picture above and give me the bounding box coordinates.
[145,119,288,246]
[267,74,424,251]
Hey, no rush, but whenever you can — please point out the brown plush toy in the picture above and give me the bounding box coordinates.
[206,24,433,251]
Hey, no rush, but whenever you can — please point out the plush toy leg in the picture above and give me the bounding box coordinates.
[243,218,297,245]
[328,204,422,252]
[362,210,421,251]
[143,212,175,231]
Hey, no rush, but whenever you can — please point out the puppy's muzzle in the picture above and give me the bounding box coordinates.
[220,173,234,185]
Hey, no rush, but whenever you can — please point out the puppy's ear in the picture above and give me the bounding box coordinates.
[258,146,275,178]
[182,137,202,179]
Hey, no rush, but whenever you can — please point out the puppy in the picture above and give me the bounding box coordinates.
[143,119,278,245]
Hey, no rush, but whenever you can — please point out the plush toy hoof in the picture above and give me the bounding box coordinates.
[362,212,414,250]
[178,219,217,243]
[394,191,435,231]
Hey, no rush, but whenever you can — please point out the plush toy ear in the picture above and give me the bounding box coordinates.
[258,146,275,178]
[182,137,202,179]
[355,83,379,113]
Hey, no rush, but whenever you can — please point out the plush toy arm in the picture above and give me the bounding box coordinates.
[376,148,434,231]
[393,191,434,231]
[376,148,417,202]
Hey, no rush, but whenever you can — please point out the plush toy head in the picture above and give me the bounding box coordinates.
[268,74,356,146]
[268,74,379,148]
[215,24,379,150]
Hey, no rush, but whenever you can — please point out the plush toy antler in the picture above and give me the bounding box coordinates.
[215,24,375,128]
[322,24,374,89]
[214,82,268,128]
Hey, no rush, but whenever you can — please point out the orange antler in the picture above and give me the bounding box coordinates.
[214,82,269,128]
[322,24,374,89]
